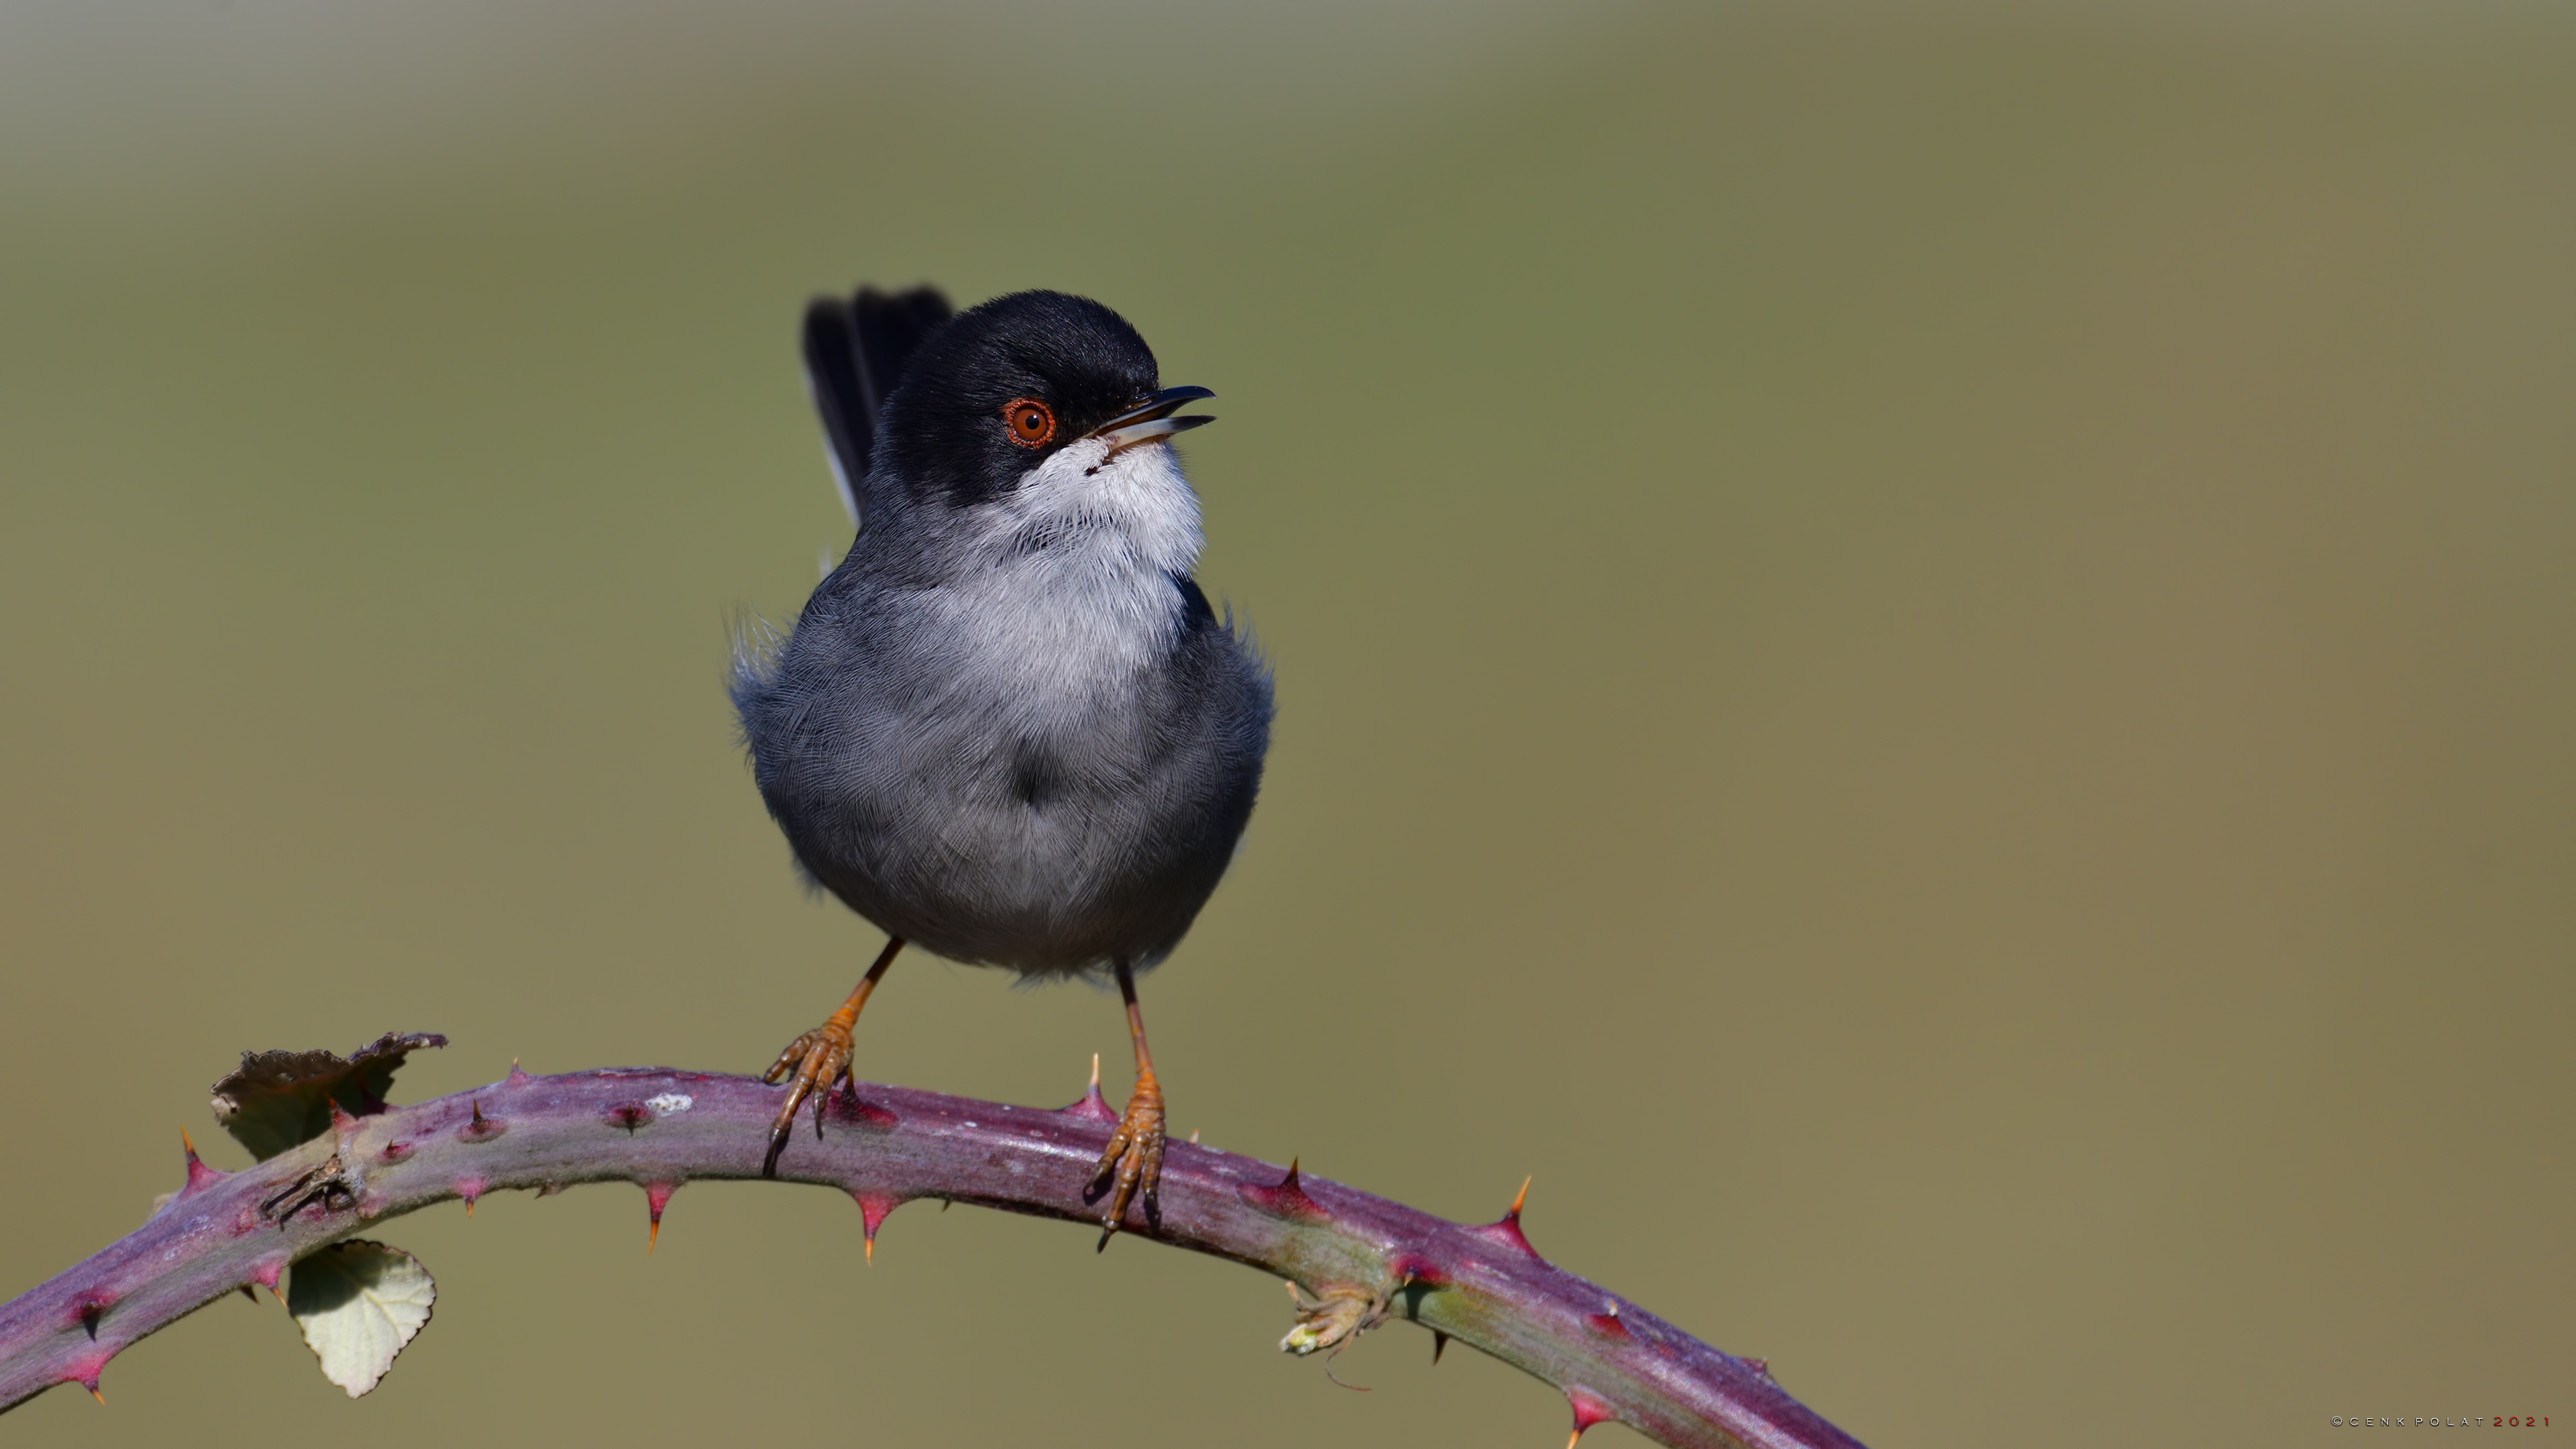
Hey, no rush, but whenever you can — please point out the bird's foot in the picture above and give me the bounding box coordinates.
[760,1019,854,1178]
[1085,1063,1165,1249]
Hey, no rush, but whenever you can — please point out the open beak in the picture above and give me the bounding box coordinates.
[1087,385,1216,457]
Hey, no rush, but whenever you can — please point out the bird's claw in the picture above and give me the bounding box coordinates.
[1086,1063,1165,1248]
[761,1022,854,1177]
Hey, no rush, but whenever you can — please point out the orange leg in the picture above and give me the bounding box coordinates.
[761,936,903,1178]
[1087,962,1167,1249]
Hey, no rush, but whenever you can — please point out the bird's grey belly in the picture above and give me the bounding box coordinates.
[775,693,1240,977]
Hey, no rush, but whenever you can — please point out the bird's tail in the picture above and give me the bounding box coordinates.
[802,284,953,530]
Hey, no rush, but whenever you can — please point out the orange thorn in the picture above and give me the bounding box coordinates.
[863,1236,873,1266]
[1088,1053,1101,1091]
[180,1128,199,1161]
[1188,1128,1201,1144]
[1509,1175,1532,1221]
[87,1384,105,1406]
[463,1197,474,1218]
[854,1192,898,1262]
[1564,1432,1578,1449]
[643,1182,676,1254]
[269,1285,285,1305]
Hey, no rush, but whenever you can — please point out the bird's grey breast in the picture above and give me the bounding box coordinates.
[751,438,1261,972]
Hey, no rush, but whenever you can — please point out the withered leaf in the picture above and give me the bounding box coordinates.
[288,1240,436,1397]
[211,1032,446,1161]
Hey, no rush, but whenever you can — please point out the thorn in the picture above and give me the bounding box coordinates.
[1743,1356,1770,1378]
[1469,1174,1542,1259]
[853,1192,900,1264]
[1385,1253,1448,1289]
[456,1177,486,1215]
[327,1102,361,1136]
[251,1260,284,1304]
[1432,1330,1448,1365]
[940,1199,952,1212]
[840,1093,900,1130]
[1236,1157,1331,1222]
[239,1286,258,1304]
[270,1285,285,1305]
[506,1058,533,1088]
[1188,1128,1200,1144]
[461,1099,506,1142]
[645,1183,677,1254]
[1061,1052,1118,1122]
[1566,1388,1616,1444]
[66,1351,110,1404]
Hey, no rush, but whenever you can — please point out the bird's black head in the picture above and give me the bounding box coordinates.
[870,290,1212,516]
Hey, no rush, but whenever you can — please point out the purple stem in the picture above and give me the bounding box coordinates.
[0,1067,1866,1448]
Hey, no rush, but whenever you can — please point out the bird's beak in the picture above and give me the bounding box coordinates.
[1087,386,1216,457]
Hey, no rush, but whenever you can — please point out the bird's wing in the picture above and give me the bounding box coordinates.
[802,284,953,529]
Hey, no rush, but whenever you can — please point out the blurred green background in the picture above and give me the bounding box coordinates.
[3,3,2569,1446]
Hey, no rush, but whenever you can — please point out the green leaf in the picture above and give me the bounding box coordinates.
[287,1240,437,1398]
[210,1032,445,1161]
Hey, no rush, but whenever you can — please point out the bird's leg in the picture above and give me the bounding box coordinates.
[761,936,903,1177]
[1086,962,1167,1249]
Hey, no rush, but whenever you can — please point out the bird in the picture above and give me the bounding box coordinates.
[731,285,1273,1244]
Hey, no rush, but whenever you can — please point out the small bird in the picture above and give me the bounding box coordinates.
[731,286,1273,1243]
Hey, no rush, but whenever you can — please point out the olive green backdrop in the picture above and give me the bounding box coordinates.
[3,3,2568,1446]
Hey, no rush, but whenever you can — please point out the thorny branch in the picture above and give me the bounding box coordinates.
[0,1059,1867,1449]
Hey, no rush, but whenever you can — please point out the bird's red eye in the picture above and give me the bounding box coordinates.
[1003,398,1056,448]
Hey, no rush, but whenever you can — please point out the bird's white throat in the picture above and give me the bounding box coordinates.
[998,435,1204,570]
[938,437,1208,696]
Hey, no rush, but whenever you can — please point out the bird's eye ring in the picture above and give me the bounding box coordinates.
[1002,398,1056,448]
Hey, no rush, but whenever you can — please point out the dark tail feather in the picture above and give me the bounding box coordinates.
[802,284,953,529]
